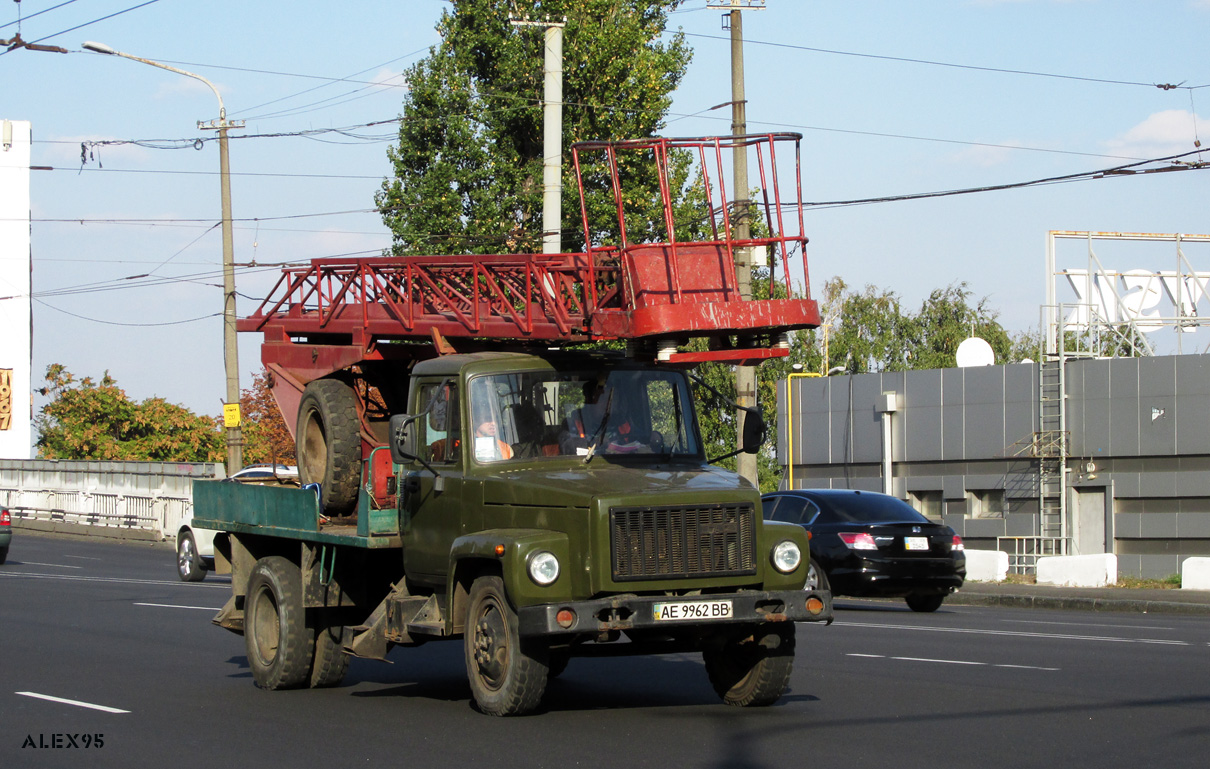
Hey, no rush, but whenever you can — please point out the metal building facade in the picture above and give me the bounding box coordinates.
[778,355,1210,578]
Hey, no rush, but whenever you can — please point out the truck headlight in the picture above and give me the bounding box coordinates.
[771,540,802,574]
[527,551,560,586]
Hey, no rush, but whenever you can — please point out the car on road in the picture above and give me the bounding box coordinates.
[0,504,11,564]
[176,464,300,582]
[761,489,965,612]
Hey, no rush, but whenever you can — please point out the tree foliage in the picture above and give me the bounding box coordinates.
[240,369,295,466]
[35,364,224,462]
[34,365,298,467]
[377,0,694,255]
[814,277,1017,374]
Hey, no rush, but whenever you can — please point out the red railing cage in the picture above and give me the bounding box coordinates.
[240,133,820,391]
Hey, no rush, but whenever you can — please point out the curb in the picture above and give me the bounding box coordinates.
[947,591,1210,616]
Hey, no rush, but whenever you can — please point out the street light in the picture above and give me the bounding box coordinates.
[83,41,245,473]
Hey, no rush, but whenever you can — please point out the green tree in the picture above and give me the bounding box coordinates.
[817,278,1014,373]
[34,364,224,462]
[377,0,694,255]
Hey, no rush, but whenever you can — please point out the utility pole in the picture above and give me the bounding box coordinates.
[83,42,246,473]
[710,0,765,488]
[510,14,567,255]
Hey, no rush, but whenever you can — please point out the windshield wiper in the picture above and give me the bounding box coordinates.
[583,389,615,464]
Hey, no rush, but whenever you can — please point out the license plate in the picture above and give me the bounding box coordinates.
[904,536,930,551]
[652,599,733,622]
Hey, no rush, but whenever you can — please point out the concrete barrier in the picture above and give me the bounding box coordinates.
[1182,557,1210,590]
[1037,553,1117,587]
[963,549,1009,582]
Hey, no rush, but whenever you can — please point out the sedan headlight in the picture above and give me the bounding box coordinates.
[527,550,560,586]
[771,540,802,574]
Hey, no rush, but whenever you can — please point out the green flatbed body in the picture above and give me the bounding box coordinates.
[192,480,401,549]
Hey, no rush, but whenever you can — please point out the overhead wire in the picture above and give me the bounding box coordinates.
[0,0,162,58]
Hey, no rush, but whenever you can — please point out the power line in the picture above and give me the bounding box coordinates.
[680,31,1208,91]
[0,0,162,58]
[0,0,83,31]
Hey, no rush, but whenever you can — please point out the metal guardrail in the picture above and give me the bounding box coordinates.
[0,460,223,540]
[997,536,1069,574]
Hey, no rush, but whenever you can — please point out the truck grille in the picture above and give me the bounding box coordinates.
[610,503,757,581]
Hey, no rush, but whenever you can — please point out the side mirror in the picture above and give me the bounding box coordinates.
[389,413,419,465]
[740,407,766,454]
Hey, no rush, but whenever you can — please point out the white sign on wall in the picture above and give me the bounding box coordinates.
[0,119,32,459]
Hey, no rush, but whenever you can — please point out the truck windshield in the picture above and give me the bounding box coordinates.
[467,368,699,463]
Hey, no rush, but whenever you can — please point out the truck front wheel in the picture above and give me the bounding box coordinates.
[703,624,796,707]
[464,576,549,716]
[245,556,314,690]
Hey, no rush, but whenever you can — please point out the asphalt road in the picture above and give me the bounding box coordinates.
[2,533,1208,769]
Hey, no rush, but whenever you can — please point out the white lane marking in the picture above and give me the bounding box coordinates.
[1002,619,1174,631]
[995,664,1061,671]
[847,654,1059,671]
[134,602,222,611]
[17,692,129,714]
[17,561,83,569]
[63,555,102,561]
[837,620,1191,646]
[0,571,228,589]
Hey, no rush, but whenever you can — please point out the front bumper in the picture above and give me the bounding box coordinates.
[518,588,833,637]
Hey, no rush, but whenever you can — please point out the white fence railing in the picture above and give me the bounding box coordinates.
[0,460,225,540]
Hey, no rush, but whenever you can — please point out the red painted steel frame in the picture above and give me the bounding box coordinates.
[241,133,820,392]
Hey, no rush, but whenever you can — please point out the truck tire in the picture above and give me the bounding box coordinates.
[310,621,350,688]
[297,379,361,516]
[703,624,796,707]
[464,575,549,716]
[176,530,207,582]
[245,556,314,690]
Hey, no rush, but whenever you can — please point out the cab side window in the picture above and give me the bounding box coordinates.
[419,383,460,464]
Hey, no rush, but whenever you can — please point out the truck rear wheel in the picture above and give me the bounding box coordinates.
[310,621,350,688]
[245,556,314,690]
[464,576,549,716]
[297,379,361,516]
[703,624,796,707]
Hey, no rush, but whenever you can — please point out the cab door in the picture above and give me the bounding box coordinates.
[400,379,465,586]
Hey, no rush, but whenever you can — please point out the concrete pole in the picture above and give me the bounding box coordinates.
[542,25,564,255]
[730,8,759,487]
[218,121,243,472]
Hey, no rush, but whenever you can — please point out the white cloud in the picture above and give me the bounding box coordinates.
[1104,109,1206,158]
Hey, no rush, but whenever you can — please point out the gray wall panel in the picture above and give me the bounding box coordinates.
[963,518,1007,538]
[850,375,886,464]
[1114,512,1142,538]
[1174,466,1210,498]
[1177,513,1210,538]
[1109,360,1141,456]
[1005,513,1038,537]
[964,367,1005,458]
[1141,512,1178,537]
[1175,355,1210,395]
[1139,471,1176,497]
[1112,472,1141,497]
[1003,364,1036,450]
[942,369,965,461]
[1141,396,1177,456]
[1175,395,1210,455]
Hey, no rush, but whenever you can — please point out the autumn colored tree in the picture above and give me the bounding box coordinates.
[240,369,295,466]
[34,364,224,462]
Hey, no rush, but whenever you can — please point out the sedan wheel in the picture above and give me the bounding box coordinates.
[177,532,207,582]
[905,593,945,613]
[805,557,829,592]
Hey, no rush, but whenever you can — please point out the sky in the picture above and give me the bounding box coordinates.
[1,0,1208,426]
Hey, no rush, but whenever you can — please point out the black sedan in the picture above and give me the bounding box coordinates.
[761,489,965,612]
